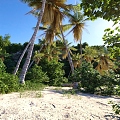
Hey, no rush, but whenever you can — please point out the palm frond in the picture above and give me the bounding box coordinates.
[62,24,73,32]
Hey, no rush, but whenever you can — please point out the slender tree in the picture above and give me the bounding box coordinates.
[19,0,46,84]
[13,40,31,75]
[59,24,75,74]
[63,5,87,62]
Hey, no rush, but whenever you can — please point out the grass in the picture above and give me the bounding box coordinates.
[53,87,82,99]
[18,81,45,98]
[19,90,43,98]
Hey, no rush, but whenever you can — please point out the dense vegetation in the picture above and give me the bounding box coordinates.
[0,34,120,96]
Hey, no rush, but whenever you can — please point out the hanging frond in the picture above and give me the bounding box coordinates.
[83,55,93,62]
[73,23,84,41]
[96,55,114,74]
[42,4,55,25]
[45,28,55,43]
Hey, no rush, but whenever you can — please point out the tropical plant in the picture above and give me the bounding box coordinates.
[72,53,81,68]
[95,55,114,75]
[64,4,87,60]
[19,0,74,83]
[81,0,120,21]
[39,59,68,86]
[102,25,120,59]
[0,59,19,94]
[26,64,49,84]
[33,41,61,63]
[0,34,11,55]
[69,61,120,95]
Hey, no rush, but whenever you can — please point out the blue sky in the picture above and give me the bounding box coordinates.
[0,0,114,46]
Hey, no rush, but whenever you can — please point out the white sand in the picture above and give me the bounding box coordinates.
[0,87,120,120]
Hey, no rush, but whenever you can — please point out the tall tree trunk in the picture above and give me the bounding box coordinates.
[59,23,74,74]
[13,41,31,75]
[19,0,46,84]
[80,40,82,63]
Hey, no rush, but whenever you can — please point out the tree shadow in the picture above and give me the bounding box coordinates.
[47,87,120,100]
[104,113,120,120]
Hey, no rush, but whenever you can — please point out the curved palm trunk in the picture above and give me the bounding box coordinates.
[28,43,44,69]
[13,40,31,75]
[59,23,74,74]
[19,0,46,84]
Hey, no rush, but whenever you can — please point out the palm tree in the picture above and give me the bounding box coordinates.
[34,41,61,63]
[28,0,75,73]
[59,23,75,74]
[63,4,87,61]
[37,21,75,73]
[20,0,74,82]
[28,38,46,69]
[40,24,75,73]
[19,0,46,84]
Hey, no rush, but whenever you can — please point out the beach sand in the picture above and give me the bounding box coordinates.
[0,87,120,120]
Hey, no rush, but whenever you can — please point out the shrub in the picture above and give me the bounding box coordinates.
[26,64,49,84]
[0,73,19,94]
[112,103,120,114]
[0,80,8,94]
[69,61,101,93]
[0,59,19,94]
[69,61,120,95]
[0,58,6,73]
[99,71,120,95]
[40,59,68,86]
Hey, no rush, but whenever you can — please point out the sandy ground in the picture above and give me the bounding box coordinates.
[0,87,120,120]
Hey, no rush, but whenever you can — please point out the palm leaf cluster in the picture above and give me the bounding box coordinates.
[96,55,114,74]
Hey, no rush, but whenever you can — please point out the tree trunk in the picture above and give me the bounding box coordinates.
[80,40,82,63]
[59,23,74,74]
[28,43,44,69]
[19,0,46,84]
[13,40,31,75]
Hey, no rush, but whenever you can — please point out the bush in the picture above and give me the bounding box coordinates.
[0,59,19,94]
[26,64,49,84]
[112,103,120,114]
[69,61,120,95]
[39,59,68,86]
[0,73,19,94]
[0,80,8,94]
[99,71,120,95]
[0,58,6,73]
[69,61,101,93]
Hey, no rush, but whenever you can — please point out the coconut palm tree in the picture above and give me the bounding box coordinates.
[63,4,87,61]
[34,41,61,63]
[28,0,74,73]
[37,23,75,74]
[19,0,46,84]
